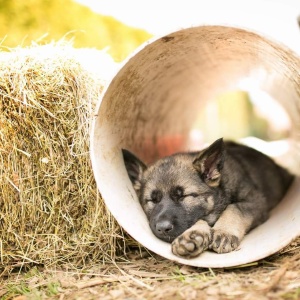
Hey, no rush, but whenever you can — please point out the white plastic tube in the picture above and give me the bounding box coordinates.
[91,25,300,267]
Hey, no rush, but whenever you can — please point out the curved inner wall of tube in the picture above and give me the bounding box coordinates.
[91,26,300,268]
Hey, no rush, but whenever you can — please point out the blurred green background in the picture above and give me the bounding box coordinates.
[0,0,290,142]
[0,0,152,61]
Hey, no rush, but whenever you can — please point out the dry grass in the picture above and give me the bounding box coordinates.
[1,237,300,299]
[0,41,135,274]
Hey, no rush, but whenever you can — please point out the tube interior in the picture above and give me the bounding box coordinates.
[91,26,300,267]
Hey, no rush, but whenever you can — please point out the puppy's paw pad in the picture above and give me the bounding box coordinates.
[172,228,212,258]
[210,230,239,254]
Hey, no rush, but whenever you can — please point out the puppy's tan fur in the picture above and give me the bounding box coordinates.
[123,138,293,258]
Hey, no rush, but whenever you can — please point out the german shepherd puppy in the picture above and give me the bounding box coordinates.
[123,138,293,258]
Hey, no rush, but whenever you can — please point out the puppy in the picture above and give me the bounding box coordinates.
[123,138,294,258]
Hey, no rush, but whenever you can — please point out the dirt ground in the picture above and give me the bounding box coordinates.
[1,237,300,300]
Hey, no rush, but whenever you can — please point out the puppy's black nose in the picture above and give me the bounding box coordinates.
[156,220,174,234]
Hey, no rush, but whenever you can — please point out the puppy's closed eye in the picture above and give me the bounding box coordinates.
[149,190,162,203]
[170,186,184,201]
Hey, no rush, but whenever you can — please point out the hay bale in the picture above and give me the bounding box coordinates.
[0,41,128,270]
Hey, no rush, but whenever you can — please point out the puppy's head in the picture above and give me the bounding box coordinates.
[123,138,226,243]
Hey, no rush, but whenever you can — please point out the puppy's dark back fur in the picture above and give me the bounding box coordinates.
[223,141,293,211]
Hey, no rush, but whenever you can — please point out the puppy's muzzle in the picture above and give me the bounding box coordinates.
[156,220,174,234]
[152,220,177,242]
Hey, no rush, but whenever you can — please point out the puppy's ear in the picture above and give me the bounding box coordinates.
[193,138,225,187]
[122,149,147,191]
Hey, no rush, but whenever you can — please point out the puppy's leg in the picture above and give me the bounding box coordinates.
[209,201,267,254]
[171,220,212,258]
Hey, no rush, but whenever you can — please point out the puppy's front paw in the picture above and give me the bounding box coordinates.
[209,229,239,254]
[171,220,212,258]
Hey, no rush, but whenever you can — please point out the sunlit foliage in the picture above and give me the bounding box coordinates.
[0,0,152,61]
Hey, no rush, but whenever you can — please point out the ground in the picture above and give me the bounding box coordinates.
[2,237,300,300]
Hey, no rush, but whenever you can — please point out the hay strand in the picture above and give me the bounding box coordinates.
[0,41,131,271]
